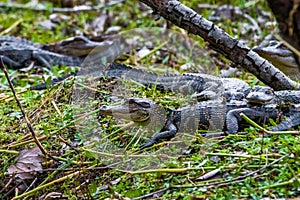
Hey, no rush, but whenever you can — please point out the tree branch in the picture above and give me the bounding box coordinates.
[139,0,299,91]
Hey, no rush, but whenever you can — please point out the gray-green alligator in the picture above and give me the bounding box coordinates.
[0,36,83,69]
[100,86,300,149]
[31,62,252,102]
[252,39,300,80]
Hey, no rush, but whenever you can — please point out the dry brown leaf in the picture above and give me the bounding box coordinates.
[7,147,45,179]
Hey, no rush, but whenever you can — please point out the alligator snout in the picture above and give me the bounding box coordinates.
[99,105,113,115]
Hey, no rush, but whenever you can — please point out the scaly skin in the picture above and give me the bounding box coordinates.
[0,36,83,69]
[246,85,300,105]
[0,36,42,48]
[252,40,300,80]
[42,36,113,57]
[101,63,252,100]
[100,94,300,149]
[31,62,252,103]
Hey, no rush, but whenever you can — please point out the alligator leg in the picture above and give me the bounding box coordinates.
[139,123,178,149]
[33,50,81,67]
[32,51,52,68]
[191,90,220,100]
[0,55,23,69]
[226,108,268,133]
[191,82,224,100]
[270,112,300,132]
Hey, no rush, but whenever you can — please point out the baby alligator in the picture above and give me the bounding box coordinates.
[42,35,113,57]
[246,85,300,105]
[0,35,116,69]
[31,62,251,102]
[0,36,83,69]
[252,39,300,80]
[100,89,300,149]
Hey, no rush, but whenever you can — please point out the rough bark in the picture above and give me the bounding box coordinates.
[267,0,300,51]
[139,0,299,91]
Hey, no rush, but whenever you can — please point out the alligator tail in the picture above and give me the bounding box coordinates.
[30,71,78,90]
[29,62,136,90]
[30,62,206,95]
[270,112,300,131]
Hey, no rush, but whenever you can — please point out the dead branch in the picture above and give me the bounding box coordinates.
[139,0,299,91]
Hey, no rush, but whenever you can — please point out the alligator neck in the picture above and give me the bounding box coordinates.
[57,54,83,66]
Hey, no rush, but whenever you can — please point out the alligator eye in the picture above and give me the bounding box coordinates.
[128,98,138,105]
[265,89,273,95]
[136,102,150,108]
[128,98,134,103]
[269,40,279,46]
[132,98,151,108]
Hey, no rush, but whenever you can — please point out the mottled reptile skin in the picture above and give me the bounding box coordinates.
[100,94,300,149]
[0,36,82,69]
[31,62,252,103]
[252,39,300,80]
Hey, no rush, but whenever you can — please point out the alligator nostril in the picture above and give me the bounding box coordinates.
[100,105,108,110]
[100,105,109,112]
[99,105,113,115]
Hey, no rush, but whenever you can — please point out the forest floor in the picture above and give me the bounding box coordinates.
[0,0,299,199]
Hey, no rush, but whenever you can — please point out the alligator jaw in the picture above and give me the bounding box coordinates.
[252,42,300,80]
[100,104,133,121]
[253,46,298,68]
[99,98,156,123]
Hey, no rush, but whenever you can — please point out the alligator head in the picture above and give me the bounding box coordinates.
[246,86,275,104]
[252,40,300,80]
[100,98,167,127]
[43,36,113,57]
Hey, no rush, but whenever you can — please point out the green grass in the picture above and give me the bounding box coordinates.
[0,0,299,199]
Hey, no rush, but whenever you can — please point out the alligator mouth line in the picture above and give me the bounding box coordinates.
[246,97,272,104]
[100,105,131,118]
[100,104,151,122]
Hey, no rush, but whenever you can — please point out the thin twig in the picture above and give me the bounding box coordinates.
[58,135,80,153]
[0,149,19,154]
[240,113,300,135]
[274,34,300,58]
[260,176,300,190]
[6,135,48,149]
[0,19,23,35]
[172,154,286,189]
[0,57,56,161]
[137,155,287,198]
[11,165,96,200]
[23,177,38,193]
[240,113,270,133]
[11,160,123,199]
[0,176,14,193]
[205,152,281,158]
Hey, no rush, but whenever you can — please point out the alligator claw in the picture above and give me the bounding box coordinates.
[139,141,155,150]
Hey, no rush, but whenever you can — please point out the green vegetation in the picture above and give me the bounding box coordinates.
[0,0,299,199]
